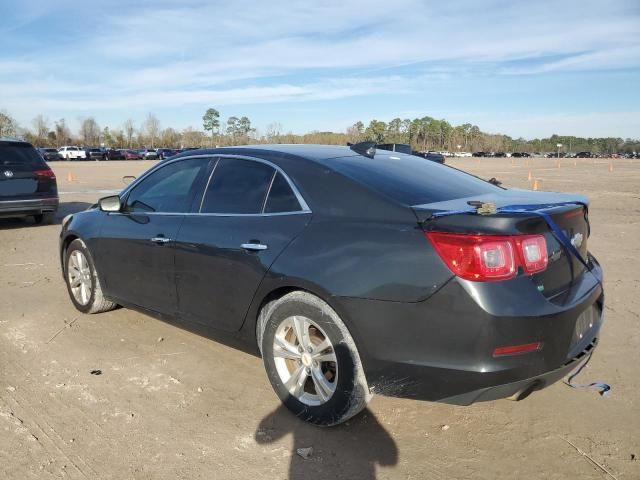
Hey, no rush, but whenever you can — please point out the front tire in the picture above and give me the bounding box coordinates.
[64,239,117,314]
[258,291,371,426]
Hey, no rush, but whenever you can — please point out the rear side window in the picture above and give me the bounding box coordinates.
[264,172,301,213]
[125,158,209,213]
[327,152,501,205]
[0,142,47,168]
[201,158,274,214]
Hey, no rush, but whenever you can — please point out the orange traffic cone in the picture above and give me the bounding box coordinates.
[574,160,577,167]
[527,171,532,181]
[557,160,561,169]
[66,171,75,182]
[609,161,613,172]
[533,179,540,191]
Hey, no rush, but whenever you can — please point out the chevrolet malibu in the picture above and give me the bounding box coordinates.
[59,144,604,426]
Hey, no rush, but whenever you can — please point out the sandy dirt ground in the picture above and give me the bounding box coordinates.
[0,157,638,480]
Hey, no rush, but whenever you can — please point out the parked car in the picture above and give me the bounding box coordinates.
[156,148,177,159]
[120,149,142,160]
[136,149,159,160]
[421,152,445,163]
[85,148,106,161]
[472,152,486,157]
[376,143,412,155]
[493,152,507,158]
[576,152,593,158]
[104,148,126,160]
[38,148,63,161]
[59,144,603,426]
[58,146,87,160]
[0,138,58,223]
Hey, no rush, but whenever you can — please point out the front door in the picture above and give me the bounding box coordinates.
[92,157,211,314]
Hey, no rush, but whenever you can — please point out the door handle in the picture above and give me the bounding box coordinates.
[241,243,268,251]
[151,236,172,244]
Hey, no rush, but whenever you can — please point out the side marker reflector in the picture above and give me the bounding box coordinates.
[493,342,542,357]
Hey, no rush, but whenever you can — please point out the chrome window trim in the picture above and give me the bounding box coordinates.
[198,158,220,213]
[120,153,311,214]
[260,170,278,214]
[118,153,311,217]
[108,210,311,218]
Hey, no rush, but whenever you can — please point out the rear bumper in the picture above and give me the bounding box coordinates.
[441,338,597,405]
[337,258,604,404]
[0,197,59,217]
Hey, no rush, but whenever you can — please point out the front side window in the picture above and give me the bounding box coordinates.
[125,158,209,213]
[200,158,274,214]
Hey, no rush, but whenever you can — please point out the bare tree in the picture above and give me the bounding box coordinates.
[0,110,18,137]
[79,117,100,146]
[32,114,49,145]
[145,113,160,148]
[265,122,283,143]
[124,119,135,148]
[54,119,70,147]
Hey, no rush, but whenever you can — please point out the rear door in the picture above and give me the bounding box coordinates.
[92,157,211,314]
[0,141,55,200]
[175,156,311,331]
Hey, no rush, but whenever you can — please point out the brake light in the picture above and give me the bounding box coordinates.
[34,169,56,179]
[515,235,548,274]
[426,232,548,282]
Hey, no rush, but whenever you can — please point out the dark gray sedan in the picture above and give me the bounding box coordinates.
[59,144,603,426]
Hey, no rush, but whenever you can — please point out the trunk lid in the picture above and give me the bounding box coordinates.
[414,189,590,300]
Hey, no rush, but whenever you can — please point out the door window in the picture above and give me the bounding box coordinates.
[264,172,302,213]
[200,158,274,214]
[125,158,209,213]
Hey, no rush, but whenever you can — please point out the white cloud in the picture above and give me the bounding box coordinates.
[0,0,638,136]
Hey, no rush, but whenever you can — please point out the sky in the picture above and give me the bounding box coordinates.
[1,0,639,139]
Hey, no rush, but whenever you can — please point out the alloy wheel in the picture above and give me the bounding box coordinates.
[273,315,338,406]
[67,250,92,305]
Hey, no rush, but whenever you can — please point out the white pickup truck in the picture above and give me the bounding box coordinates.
[58,146,87,160]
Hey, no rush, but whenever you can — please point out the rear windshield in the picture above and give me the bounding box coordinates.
[327,152,501,205]
[0,142,47,167]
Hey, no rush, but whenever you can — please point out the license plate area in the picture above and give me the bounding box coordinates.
[569,304,602,356]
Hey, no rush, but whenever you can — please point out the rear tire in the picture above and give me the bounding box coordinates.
[64,239,117,314]
[258,291,371,426]
[33,212,55,224]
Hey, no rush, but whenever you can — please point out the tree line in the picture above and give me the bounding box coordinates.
[1,108,638,154]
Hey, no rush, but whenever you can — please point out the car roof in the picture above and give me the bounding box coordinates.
[174,144,361,163]
[0,137,28,144]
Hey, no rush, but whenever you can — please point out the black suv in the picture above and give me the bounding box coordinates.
[0,138,59,223]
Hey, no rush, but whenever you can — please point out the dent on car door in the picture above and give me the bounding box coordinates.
[175,157,311,331]
[92,157,211,313]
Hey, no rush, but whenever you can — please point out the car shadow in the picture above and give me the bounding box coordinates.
[255,404,398,479]
[0,201,92,230]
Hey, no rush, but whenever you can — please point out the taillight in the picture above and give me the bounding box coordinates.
[515,235,548,274]
[34,169,56,179]
[426,232,548,282]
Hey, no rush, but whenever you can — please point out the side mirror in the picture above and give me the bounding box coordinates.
[99,195,122,212]
[122,175,136,185]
